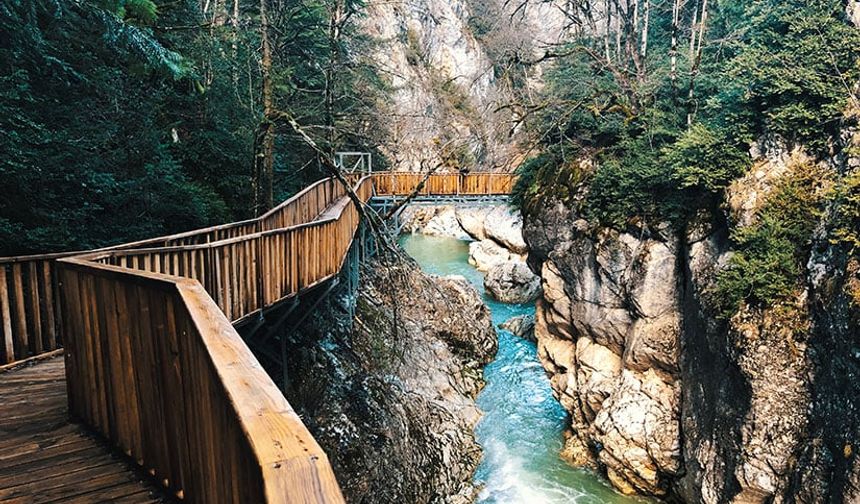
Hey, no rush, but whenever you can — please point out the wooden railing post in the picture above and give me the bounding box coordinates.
[0,266,13,363]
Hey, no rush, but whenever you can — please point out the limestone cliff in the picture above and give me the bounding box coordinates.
[360,0,568,171]
[523,142,860,502]
[282,257,497,503]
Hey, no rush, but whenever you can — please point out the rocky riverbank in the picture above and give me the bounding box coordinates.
[283,256,497,503]
[522,143,860,502]
[401,205,541,304]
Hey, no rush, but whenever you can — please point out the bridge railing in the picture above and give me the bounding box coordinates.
[0,170,509,501]
[0,255,64,364]
[368,172,515,196]
[79,177,374,326]
[51,176,373,503]
[0,176,363,364]
[57,258,343,503]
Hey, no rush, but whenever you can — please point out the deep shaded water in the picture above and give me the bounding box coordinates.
[400,234,649,504]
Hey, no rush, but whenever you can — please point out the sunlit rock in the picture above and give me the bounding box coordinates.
[484,261,541,304]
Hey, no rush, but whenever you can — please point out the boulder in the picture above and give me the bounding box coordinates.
[593,369,682,496]
[484,206,527,254]
[484,261,541,304]
[422,206,471,240]
[499,314,535,341]
[468,239,516,271]
[399,206,437,234]
[455,206,491,240]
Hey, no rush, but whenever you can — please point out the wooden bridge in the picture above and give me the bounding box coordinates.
[0,172,515,504]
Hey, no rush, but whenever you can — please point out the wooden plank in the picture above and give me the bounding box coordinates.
[11,263,27,358]
[42,261,57,351]
[28,262,43,355]
[0,266,13,363]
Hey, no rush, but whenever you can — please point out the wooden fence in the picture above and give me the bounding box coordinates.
[0,176,377,364]
[368,172,515,196]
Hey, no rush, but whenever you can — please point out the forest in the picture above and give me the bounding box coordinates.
[1,0,386,255]
[509,0,860,314]
[3,0,860,307]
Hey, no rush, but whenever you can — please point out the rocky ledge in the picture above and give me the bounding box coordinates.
[283,256,497,503]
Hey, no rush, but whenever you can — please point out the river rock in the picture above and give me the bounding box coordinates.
[484,261,541,304]
[499,314,535,341]
[399,206,437,233]
[484,205,527,254]
[455,206,491,240]
[422,206,471,240]
[285,258,497,503]
[468,239,516,271]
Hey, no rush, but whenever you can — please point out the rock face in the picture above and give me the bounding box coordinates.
[483,206,528,253]
[456,207,491,240]
[284,258,497,503]
[523,145,860,501]
[484,261,541,304]
[468,239,515,271]
[422,207,472,240]
[360,0,569,170]
[499,314,535,341]
[526,207,683,496]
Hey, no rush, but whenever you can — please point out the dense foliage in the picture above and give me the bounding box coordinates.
[515,0,860,220]
[713,162,832,315]
[513,0,860,311]
[0,0,385,255]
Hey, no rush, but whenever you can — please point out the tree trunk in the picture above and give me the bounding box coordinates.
[324,0,343,159]
[641,0,649,60]
[687,0,708,125]
[670,0,680,92]
[253,0,275,215]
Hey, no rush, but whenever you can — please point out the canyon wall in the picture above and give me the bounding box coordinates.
[523,144,860,502]
[360,0,568,171]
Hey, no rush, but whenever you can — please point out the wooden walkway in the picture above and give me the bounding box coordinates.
[0,172,515,503]
[0,358,169,503]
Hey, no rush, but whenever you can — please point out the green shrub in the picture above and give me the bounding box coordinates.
[714,163,831,316]
[664,124,749,193]
[511,152,588,216]
[832,169,860,254]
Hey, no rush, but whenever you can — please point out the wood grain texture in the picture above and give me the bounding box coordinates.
[0,358,170,504]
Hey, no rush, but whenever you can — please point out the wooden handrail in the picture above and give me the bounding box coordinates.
[53,176,373,504]
[0,172,515,364]
[0,171,514,504]
[57,258,343,503]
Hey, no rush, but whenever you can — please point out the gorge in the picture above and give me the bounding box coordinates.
[3,0,860,502]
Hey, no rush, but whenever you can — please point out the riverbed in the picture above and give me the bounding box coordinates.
[400,234,650,504]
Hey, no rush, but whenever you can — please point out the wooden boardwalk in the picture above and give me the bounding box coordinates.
[0,172,515,503]
[0,358,169,503]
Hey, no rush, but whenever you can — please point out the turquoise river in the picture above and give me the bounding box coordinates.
[400,234,650,504]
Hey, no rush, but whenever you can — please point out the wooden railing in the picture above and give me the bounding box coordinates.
[57,259,342,503]
[53,176,373,504]
[368,172,515,196]
[0,177,371,364]
[0,171,512,504]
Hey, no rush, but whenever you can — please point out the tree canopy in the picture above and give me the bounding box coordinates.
[0,0,386,255]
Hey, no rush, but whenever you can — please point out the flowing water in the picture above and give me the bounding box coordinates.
[400,234,651,504]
